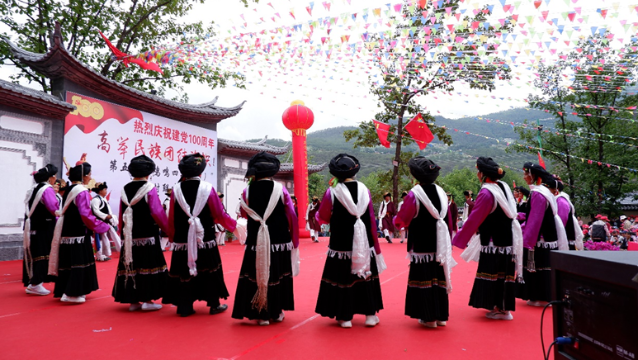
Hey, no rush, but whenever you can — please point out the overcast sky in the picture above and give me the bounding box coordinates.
[1,0,635,142]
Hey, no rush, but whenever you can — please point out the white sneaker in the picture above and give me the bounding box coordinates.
[142,302,162,311]
[436,321,447,326]
[61,294,85,303]
[486,311,513,320]
[26,283,50,296]
[129,303,142,311]
[365,315,380,327]
[339,320,352,328]
[258,320,270,326]
[272,311,285,323]
[527,300,549,307]
[419,320,437,328]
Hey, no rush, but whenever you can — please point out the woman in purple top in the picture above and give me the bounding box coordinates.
[516,163,559,307]
[554,180,580,250]
[232,152,299,325]
[453,158,518,321]
[315,154,384,328]
[51,162,111,303]
[394,157,451,328]
[163,154,237,317]
[113,155,171,311]
[23,164,60,296]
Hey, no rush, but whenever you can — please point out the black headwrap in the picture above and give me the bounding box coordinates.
[476,156,505,180]
[179,153,207,178]
[557,180,564,192]
[68,162,92,182]
[329,153,360,181]
[514,186,530,198]
[245,151,280,179]
[128,155,156,178]
[33,164,58,183]
[408,156,441,184]
[523,162,548,179]
[92,182,108,193]
[542,173,559,189]
[401,191,408,198]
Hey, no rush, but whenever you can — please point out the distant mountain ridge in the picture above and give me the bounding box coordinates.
[250,108,546,177]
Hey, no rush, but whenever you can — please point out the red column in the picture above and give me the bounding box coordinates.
[291,128,310,238]
[282,102,314,239]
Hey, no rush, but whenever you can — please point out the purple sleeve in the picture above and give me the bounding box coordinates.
[315,188,333,226]
[147,188,170,236]
[556,197,570,226]
[393,192,417,230]
[208,188,237,232]
[367,190,381,254]
[452,189,494,249]
[281,187,300,248]
[76,191,110,233]
[240,189,248,219]
[41,187,59,215]
[522,192,547,249]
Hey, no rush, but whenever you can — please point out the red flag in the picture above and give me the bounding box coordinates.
[513,180,517,188]
[373,120,391,148]
[538,152,546,169]
[404,114,434,150]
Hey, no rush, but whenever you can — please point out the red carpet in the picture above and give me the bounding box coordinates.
[0,238,553,359]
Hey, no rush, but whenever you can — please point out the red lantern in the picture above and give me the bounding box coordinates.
[282,102,314,239]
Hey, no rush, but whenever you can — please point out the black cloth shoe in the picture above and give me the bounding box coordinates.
[209,304,228,315]
[386,236,392,243]
[177,304,195,317]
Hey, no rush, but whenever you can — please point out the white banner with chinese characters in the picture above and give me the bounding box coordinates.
[64,92,217,215]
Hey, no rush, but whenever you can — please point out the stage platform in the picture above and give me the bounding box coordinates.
[1,238,552,359]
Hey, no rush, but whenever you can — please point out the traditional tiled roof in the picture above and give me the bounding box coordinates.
[1,23,243,123]
[0,78,76,118]
[218,136,289,156]
[280,163,327,175]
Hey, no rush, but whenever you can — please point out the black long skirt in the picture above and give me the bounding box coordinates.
[568,241,576,251]
[53,235,99,298]
[315,253,383,321]
[469,250,516,311]
[22,222,56,286]
[516,245,553,302]
[162,241,229,311]
[112,236,167,304]
[232,245,294,321]
[405,258,449,322]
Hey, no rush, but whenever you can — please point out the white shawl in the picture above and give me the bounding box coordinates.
[48,184,87,276]
[482,182,524,280]
[531,185,569,250]
[411,184,457,293]
[173,180,212,276]
[557,192,584,250]
[378,200,390,220]
[120,182,155,271]
[240,181,283,311]
[332,182,387,278]
[23,183,52,280]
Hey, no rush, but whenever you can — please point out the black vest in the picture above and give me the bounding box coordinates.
[121,181,159,239]
[565,208,575,240]
[173,180,215,244]
[478,183,513,247]
[533,192,559,243]
[61,184,88,237]
[97,196,110,215]
[26,183,56,231]
[407,184,442,253]
[244,180,291,247]
[328,182,375,252]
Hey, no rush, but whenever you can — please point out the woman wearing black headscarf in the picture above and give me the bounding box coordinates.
[232,152,299,325]
[314,154,385,328]
[163,153,237,317]
[113,155,170,311]
[453,157,523,321]
[394,157,454,328]
[515,163,568,306]
[49,162,110,303]
[23,164,59,295]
